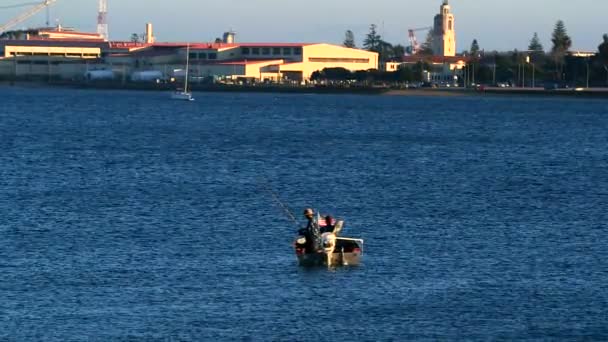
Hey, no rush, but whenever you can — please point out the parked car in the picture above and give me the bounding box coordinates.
[544,82,573,90]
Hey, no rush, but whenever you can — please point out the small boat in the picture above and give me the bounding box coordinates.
[172,43,194,101]
[294,215,364,267]
[171,91,194,101]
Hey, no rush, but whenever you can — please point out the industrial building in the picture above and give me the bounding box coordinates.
[0,0,378,83]
[0,34,378,82]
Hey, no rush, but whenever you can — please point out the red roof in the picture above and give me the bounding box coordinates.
[150,42,312,50]
[0,39,314,51]
[0,39,107,48]
[108,41,151,49]
[238,43,311,47]
[400,55,470,63]
[191,58,284,66]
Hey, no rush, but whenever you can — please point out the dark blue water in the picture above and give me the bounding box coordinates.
[1,87,607,341]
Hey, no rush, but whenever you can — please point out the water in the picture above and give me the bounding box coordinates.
[1,87,607,340]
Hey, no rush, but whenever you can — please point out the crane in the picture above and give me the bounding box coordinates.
[97,0,108,40]
[0,0,57,34]
[407,26,432,55]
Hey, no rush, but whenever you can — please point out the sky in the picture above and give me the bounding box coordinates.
[1,0,606,52]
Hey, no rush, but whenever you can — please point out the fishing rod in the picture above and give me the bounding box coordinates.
[259,178,300,228]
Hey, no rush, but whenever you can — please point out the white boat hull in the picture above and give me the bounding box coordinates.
[294,235,363,267]
[171,92,194,101]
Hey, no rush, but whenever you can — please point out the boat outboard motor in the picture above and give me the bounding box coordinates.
[321,232,337,265]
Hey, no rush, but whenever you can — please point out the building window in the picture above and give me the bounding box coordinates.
[283,48,292,55]
[294,47,302,55]
[308,57,370,63]
[189,52,198,59]
[252,48,260,55]
[208,53,217,60]
[262,47,270,55]
[242,47,250,55]
[272,47,281,55]
[200,53,207,59]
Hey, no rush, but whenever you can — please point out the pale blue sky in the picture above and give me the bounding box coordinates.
[1,0,606,52]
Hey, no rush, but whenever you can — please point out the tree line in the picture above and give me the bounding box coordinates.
[330,21,608,87]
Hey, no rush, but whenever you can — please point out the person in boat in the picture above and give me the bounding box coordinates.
[321,215,335,233]
[298,208,316,253]
[303,208,314,230]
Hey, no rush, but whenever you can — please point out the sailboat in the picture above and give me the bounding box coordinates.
[172,43,194,101]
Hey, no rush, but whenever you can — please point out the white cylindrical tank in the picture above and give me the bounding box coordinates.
[145,23,155,44]
[84,70,114,80]
[223,31,236,44]
[131,70,164,82]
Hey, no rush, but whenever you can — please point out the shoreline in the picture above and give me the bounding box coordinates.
[2,80,608,98]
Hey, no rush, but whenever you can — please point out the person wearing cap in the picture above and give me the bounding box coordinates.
[298,208,315,253]
[303,208,314,230]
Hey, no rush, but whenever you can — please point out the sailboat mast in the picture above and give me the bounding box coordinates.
[184,43,190,92]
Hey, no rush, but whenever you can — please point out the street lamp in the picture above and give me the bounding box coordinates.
[525,55,535,88]
[586,56,590,88]
[522,55,527,88]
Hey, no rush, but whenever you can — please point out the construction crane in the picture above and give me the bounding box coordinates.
[0,0,57,34]
[407,26,432,55]
[97,0,108,40]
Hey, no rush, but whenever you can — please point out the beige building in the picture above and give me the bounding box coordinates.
[0,39,104,80]
[0,38,378,82]
[181,42,378,82]
[432,0,456,57]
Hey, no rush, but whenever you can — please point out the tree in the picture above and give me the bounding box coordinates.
[528,32,545,64]
[312,67,353,82]
[598,34,608,84]
[417,30,434,56]
[130,33,140,43]
[377,40,394,62]
[390,44,406,60]
[412,61,430,82]
[528,32,544,53]
[363,24,382,53]
[470,39,480,57]
[551,20,572,80]
[343,30,356,48]
[394,66,414,82]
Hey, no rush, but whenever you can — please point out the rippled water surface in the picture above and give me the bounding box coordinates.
[1,87,607,340]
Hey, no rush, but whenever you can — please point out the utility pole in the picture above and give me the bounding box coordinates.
[524,55,530,88]
[532,63,535,88]
[586,57,590,88]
